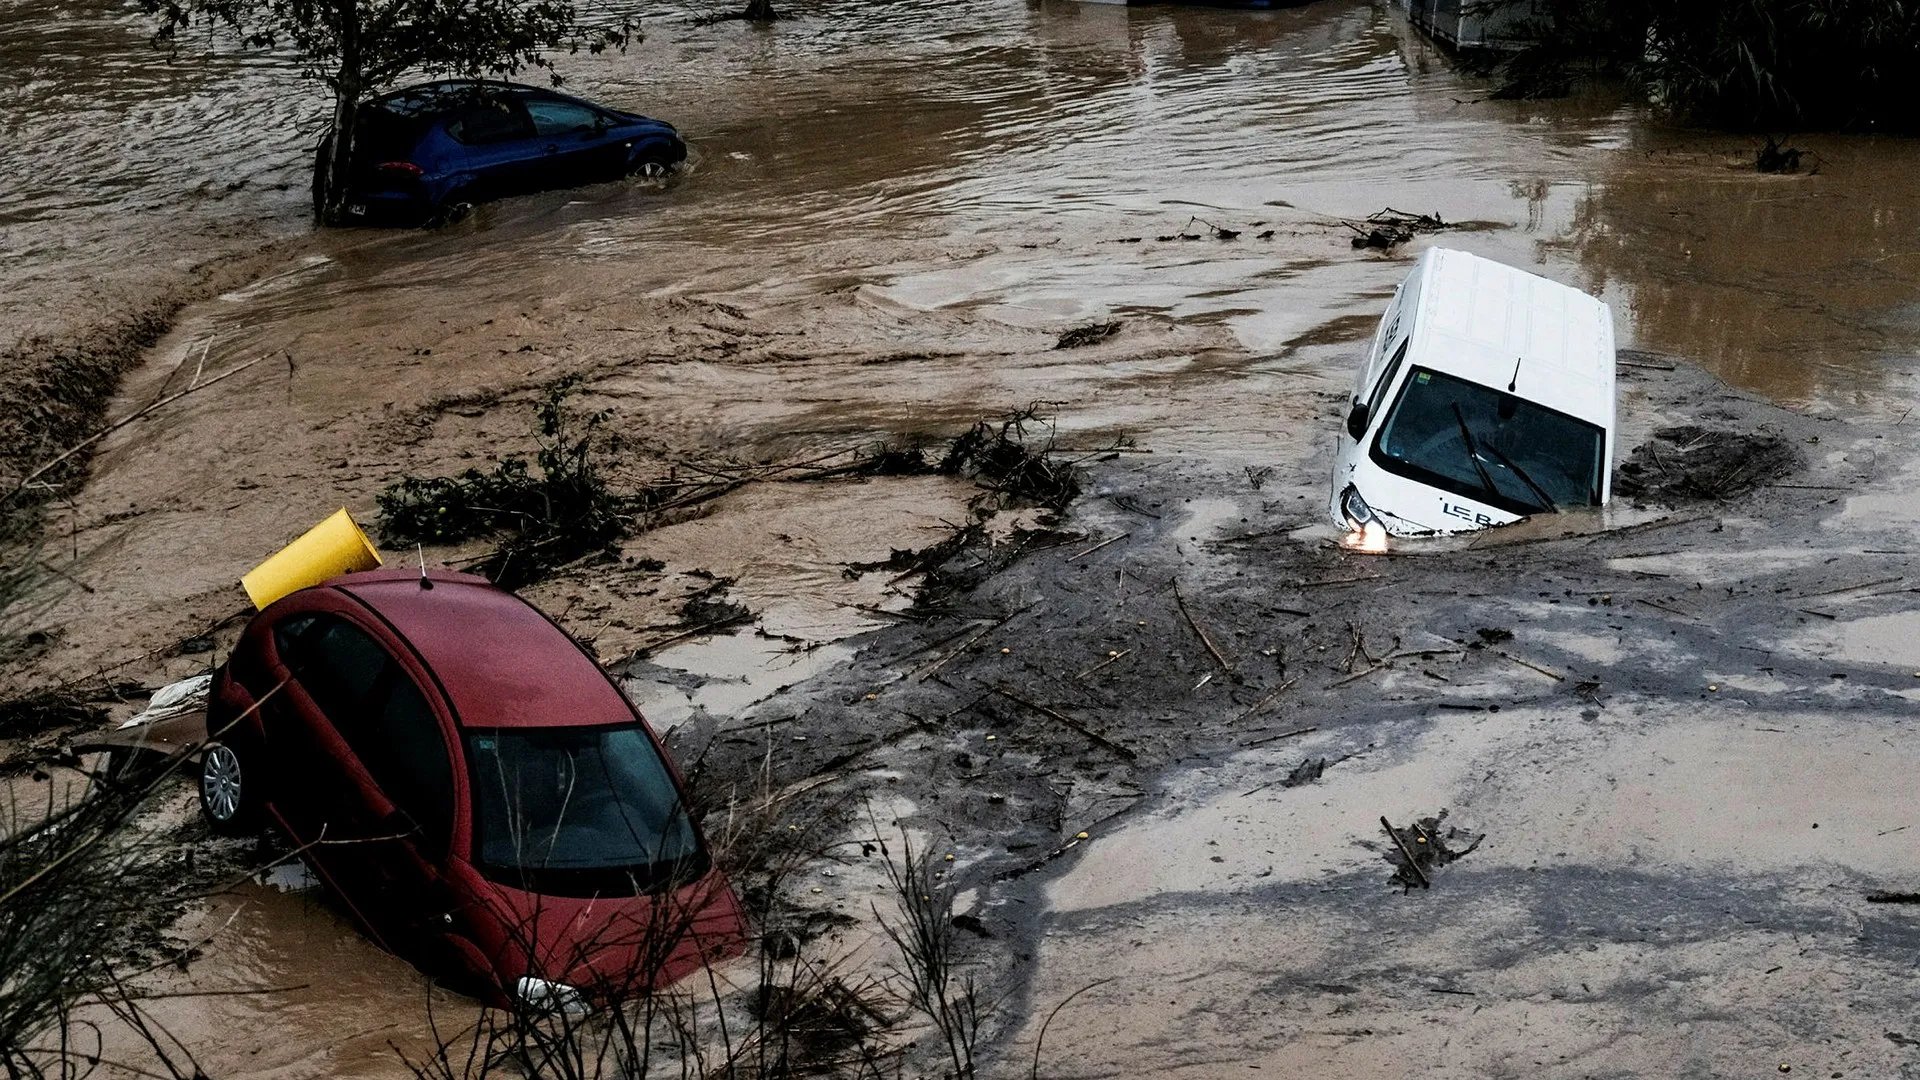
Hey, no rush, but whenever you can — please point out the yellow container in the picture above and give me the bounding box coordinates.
[241,508,383,609]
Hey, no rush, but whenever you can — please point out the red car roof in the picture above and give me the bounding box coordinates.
[331,570,632,730]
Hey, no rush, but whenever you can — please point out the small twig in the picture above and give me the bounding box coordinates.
[1492,649,1564,682]
[995,802,1143,882]
[1635,596,1694,618]
[36,558,96,594]
[1173,585,1232,672]
[1244,722,1315,748]
[1236,679,1301,722]
[1299,573,1383,589]
[1067,532,1129,562]
[1075,649,1132,681]
[989,685,1136,761]
[915,604,1036,681]
[625,615,750,659]
[1793,576,1905,600]
[1330,664,1385,687]
[1031,979,1118,1080]
[1381,816,1429,889]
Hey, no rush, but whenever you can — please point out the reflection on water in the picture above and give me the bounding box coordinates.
[1557,128,1920,409]
[0,0,311,337]
[5,0,1918,410]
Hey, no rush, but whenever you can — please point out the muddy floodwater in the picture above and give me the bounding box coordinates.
[7,0,1920,1077]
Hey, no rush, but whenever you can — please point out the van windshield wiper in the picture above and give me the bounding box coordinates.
[1449,402,1501,502]
[1479,442,1559,514]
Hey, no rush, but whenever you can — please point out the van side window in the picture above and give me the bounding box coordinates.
[1366,338,1412,423]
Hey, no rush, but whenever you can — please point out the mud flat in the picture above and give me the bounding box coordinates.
[19,330,1920,1077]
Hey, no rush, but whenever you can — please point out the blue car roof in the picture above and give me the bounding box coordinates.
[371,81,564,118]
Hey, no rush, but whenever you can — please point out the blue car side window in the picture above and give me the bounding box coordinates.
[526,99,603,137]
[449,101,533,146]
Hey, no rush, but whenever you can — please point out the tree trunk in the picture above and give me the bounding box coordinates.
[318,90,360,225]
[741,0,777,21]
[317,0,363,226]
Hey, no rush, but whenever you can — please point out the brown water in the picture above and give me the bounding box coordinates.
[10,0,1920,1076]
[9,0,1919,407]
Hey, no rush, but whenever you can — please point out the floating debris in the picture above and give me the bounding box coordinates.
[1757,137,1804,174]
[1346,207,1451,250]
[1615,425,1803,503]
[1055,321,1121,350]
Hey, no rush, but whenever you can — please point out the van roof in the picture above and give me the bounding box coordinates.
[1409,248,1615,425]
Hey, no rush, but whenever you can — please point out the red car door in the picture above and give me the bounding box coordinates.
[267,611,459,955]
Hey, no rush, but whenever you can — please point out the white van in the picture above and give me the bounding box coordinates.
[1329,248,1616,542]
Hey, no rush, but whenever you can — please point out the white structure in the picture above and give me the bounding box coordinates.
[1398,0,1538,50]
[1329,248,1616,540]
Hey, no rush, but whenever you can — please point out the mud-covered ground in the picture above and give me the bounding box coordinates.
[19,346,1920,1079]
[674,360,1920,1079]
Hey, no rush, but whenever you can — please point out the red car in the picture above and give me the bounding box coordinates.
[201,568,743,1004]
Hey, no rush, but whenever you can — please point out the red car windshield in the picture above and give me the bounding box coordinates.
[467,724,704,895]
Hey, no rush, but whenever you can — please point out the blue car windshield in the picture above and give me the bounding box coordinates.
[1371,366,1605,515]
[467,724,704,895]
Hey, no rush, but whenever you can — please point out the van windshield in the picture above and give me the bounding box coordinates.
[467,724,705,896]
[1371,367,1604,515]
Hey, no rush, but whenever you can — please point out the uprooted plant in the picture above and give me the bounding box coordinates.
[1345,208,1451,250]
[938,407,1081,513]
[379,391,1090,597]
[378,380,638,588]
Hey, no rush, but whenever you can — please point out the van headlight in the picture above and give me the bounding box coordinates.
[1339,485,1390,554]
[1340,485,1377,530]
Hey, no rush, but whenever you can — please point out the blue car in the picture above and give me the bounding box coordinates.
[315,80,687,225]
